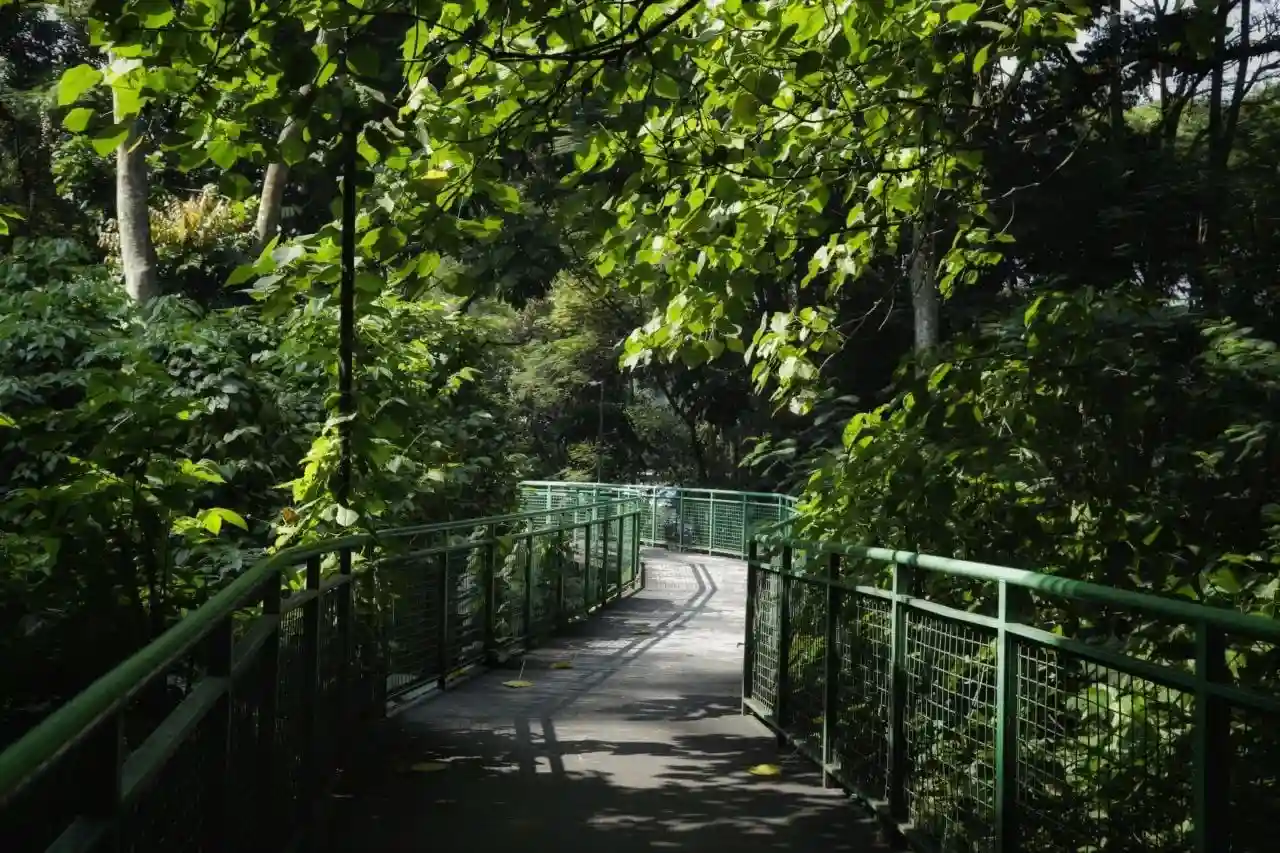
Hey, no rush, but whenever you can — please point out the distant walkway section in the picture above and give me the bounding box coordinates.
[321,548,889,853]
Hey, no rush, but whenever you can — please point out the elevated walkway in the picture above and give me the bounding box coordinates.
[321,549,886,852]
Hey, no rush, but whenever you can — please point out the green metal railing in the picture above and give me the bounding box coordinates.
[0,497,642,853]
[744,535,1280,853]
[519,480,797,557]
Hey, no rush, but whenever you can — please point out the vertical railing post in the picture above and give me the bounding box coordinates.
[709,492,716,553]
[600,511,610,610]
[887,560,914,822]
[207,613,234,851]
[336,547,353,725]
[81,712,125,852]
[436,552,449,688]
[995,580,1032,852]
[482,525,496,662]
[523,534,534,641]
[630,511,641,589]
[740,493,748,558]
[300,556,322,811]
[742,538,759,707]
[677,490,685,551]
[583,520,593,614]
[1193,622,1230,853]
[614,514,624,599]
[650,490,658,545]
[776,545,793,739]
[821,552,842,787]
[256,576,281,850]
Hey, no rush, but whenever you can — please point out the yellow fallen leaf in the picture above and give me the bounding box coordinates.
[409,762,448,773]
[631,628,653,635]
[550,661,574,670]
[748,764,782,777]
[503,679,534,688]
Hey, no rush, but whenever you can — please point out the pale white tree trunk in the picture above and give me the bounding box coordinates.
[252,30,331,255]
[910,218,938,354]
[113,83,159,302]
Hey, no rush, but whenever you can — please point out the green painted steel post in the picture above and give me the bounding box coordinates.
[257,577,281,847]
[523,534,534,640]
[776,545,793,738]
[709,492,716,553]
[1193,622,1230,853]
[207,614,234,851]
[583,521,593,615]
[555,543,566,627]
[631,511,641,588]
[887,561,914,821]
[742,538,759,706]
[600,512,610,610]
[740,493,748,558]
[301,555,322,810]
[678,490,685,551]
[614,515,624,600]
[436,552,449,688]
[482,526,496,662]
[337,546,353,726]
[81,712,125,852]
[995,581,1032,852]
[821,552,841,788]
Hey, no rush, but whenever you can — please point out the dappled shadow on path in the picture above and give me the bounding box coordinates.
[318,550,892,853]
[320,717,892,853]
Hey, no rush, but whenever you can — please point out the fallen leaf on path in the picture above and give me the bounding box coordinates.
[503,679,534,688]
[748,763,782,776]
[551,661,574,669]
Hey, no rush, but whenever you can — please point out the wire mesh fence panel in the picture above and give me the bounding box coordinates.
[751,570,783,715]
[834,593,892,801]
[903,611,998,853]
[1015,642,1195,853]
[784,578,826,752]
[712,496,746,553]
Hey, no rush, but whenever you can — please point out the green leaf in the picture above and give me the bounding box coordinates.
[280,134,307,166]
[947,3,981,23]
[91,126,129,156]
[62,107,94,132]
[58,64,103,106]
[335,506,359,526]
[732,92,759,124]
[207,139,237,169]
[133,0,175,27]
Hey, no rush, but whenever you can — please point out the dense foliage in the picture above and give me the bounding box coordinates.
[3,0,1280,846]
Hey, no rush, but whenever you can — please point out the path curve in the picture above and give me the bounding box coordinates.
[322,548,889,853]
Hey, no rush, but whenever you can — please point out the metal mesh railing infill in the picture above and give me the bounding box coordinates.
[0,498,643,853]
[743,539,1280,853]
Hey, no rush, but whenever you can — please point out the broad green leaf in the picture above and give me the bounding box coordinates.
[947,3,981,23]
[90,127,129,156]
[62,108,94,132]
[335,506,359,526]
[58,64,103,106]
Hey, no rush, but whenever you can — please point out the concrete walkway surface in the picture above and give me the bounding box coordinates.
[320,548,890,853]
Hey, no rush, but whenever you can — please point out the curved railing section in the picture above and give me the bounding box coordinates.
[518,480,797,557]
[742,538,1280,853]
[0,496,644,853]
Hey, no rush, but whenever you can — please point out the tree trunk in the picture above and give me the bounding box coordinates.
[910,218,938,354]
[252,30,331,255]
[114,86,159,303]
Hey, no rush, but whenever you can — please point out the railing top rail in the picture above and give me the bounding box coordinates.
[762,538,1280,644]
[0,498,643,806]
[519,480,797,502]
[380,496,637,537]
